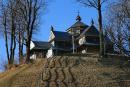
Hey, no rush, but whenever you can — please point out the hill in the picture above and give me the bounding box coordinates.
[0,54,130,87]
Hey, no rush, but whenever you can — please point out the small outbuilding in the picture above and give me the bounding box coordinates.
[30,41,51,59]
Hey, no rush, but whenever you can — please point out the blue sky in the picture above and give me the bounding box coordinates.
[34,0,98,41]
[0,0,99,71]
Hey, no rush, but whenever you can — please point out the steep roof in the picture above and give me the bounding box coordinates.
[66,15,89,31]
[78,25,113,44]
[66,21,88,32]
[32,41,51,50]
[78,25,99,39]
[53,31,71,41]
[70,21,88,28]
[85,25,99,36]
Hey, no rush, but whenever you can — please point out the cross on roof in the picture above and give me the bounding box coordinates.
[76,11,81,21]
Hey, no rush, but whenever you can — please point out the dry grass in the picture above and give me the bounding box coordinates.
[0,64,29,87]
[0,55,130,87]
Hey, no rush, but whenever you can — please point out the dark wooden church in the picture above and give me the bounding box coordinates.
[30,14,114,59]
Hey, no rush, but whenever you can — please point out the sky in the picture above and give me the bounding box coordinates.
[0,0,99,71]
[34,0,98,40]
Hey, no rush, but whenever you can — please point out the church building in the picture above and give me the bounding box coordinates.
[30,14,114,59]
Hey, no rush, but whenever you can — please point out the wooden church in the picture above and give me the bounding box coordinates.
[30,14,113,59]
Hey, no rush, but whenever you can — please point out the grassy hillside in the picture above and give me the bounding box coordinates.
[0,54,130,87]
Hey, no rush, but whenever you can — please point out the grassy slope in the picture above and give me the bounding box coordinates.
[0,59,46,87]
[0,55,130,87]
[0,64,29,87]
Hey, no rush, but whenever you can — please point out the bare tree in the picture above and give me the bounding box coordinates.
[9,0,17,64]
[76,0,107,57]
[0,0,47,64]
[17,0,46,63]
[1,0,10,65]
[105,0,130,55]
[14,0,26,63]
[0,0,22,65]
[1,7,10,64]
[18,28,24,63]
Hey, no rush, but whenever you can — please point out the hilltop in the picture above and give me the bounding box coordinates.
[0,54,130,87]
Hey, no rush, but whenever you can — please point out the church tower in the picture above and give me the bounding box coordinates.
[66,13,88,36]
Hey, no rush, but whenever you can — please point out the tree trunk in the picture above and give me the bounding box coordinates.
[19,31,24,63]
[9,12,16,65]
[98,0,104,57]
[26,41,31,63]
[10,26,14,64]
[26,31,31,63]
[3,22,10,64]
[12,27,16,64]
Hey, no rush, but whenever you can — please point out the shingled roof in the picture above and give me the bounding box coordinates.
[78,25,113,44]
[53,31,71,41]
[32,41,51,50]
[85,25,99,36]
[70,21,88,28]
[66,15,89,31]
[78,25,99,39]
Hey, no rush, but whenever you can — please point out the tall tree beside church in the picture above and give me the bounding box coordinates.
[76,0,107,57]
[17,0,46,63]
